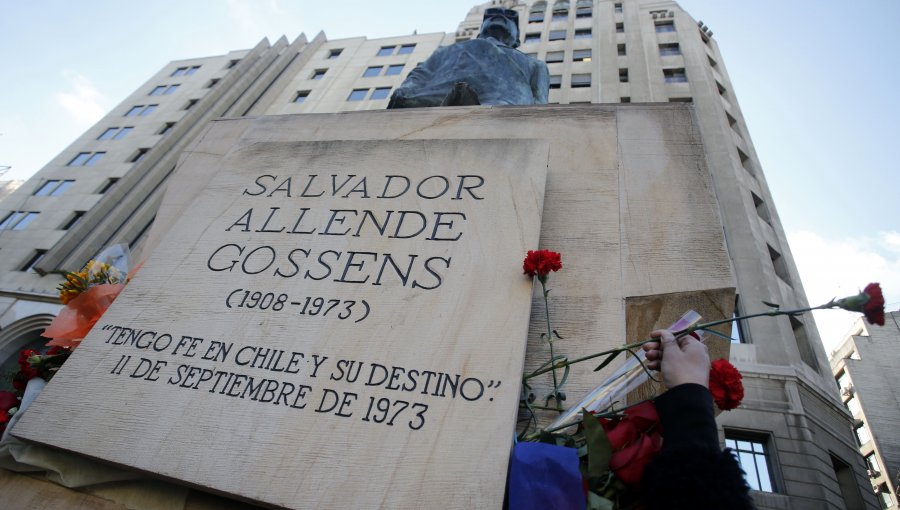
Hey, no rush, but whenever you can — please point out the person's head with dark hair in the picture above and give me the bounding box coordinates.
[478,8,520,48]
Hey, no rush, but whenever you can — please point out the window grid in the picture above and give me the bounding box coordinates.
[725,437,775,492]
[171,66,200,77]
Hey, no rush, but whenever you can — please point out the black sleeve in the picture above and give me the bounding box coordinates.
[641,383,756,510]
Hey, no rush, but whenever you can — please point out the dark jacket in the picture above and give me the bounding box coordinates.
[642,384,756,510]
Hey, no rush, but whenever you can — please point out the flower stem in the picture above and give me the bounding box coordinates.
[542,279,564,414]
[523,303,830,380]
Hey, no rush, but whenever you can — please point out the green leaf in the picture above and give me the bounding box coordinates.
[593,349,622,372]
[586,492,615,510]
[761,300,780,309]
[582,409,612,481]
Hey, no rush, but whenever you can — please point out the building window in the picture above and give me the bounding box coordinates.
[726,111,738,128]
[98,178,119,194]
[845,395,861,416]
[99,127,130,140]
[876,484,893,509]
[226,59,240,69]
[20,250,47,272]
[659,43,681,56]
[669,97,692,103]
[731,295,747,343]
[149,84,179,96]
[865,453,881,476]
[183,99,199,111]
[614,2,623,13]
[767,244,791,284]
[125,104,157,117]
[114,127,133,140]
[620,96,631,103]
[552,1,569,20]
[327,48,343,59]
[617,44,626,56]
[854,421,871,446]
[549,75,561,89]
[616,22,624,33]
[173,66,201,76]
[0,211,39,231]
[525,33,541,43]
[207,79,220,88]
[751,191,772,225]
[97,128,118,140]
[725,434,776,492]
[545,51,564,63]
[347,89,368,101]
[549,30,567,41]
[574,28,591,39]
[67,152,105,167]
[370,87,391,100]
[376,46,394,57]
[363,66,383,77]
[129,148,150,163]
[575,0,592,18]
[571,73,591,88]
[830,454,867,510]
[61,211,85,230]
[836,370,852,395]
[33,180,74,197]
[619,69,629,83]
[573,49,591,62]
[655,20,675,33]
[529,2,546,23]
[397,44,416,55]
[293,91,310,104]
[158,122,176,135]
[311,69,327,80]
[385,64,404,76]
[664,68,688,83]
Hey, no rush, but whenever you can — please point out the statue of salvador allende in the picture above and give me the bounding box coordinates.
[387,7,550,108]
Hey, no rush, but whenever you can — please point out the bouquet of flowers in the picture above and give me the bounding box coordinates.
[511,249,885,509]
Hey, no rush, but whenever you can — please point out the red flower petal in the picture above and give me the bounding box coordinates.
[709,359,744,411]
[863,283,885,326]
[523,250,562,278]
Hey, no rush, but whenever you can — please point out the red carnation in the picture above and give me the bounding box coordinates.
[834,283,886,326]
[862,283,885,326]
[523,250,562,282]
[598,400,663,487]
[709,359,744,411]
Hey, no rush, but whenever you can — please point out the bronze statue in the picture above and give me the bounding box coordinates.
[388,8,550,108]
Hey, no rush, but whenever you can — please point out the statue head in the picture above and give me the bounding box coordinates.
[478,7,520,48]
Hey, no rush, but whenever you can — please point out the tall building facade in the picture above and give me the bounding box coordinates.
[0,1,878,508]
[831,311,900,510]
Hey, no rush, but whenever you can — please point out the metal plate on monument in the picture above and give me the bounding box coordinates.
[15,138,548,508]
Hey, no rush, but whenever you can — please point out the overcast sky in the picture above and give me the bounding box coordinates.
[1,0,897,350]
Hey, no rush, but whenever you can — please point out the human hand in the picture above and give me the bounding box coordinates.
[642,329,710,389]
